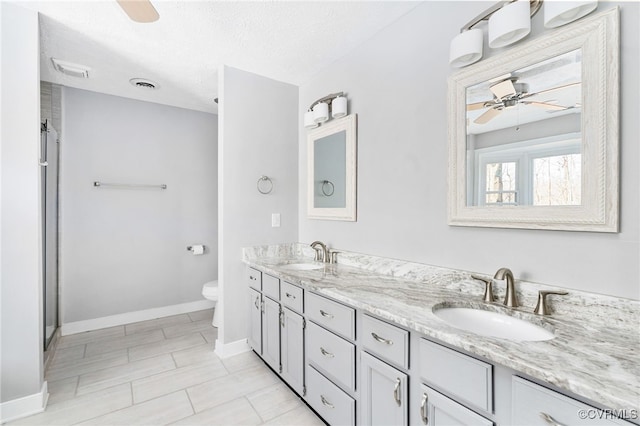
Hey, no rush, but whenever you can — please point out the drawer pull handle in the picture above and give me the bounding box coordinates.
[371,332,393,345]
[320,395,334,409]
[285,292,296,299]
[250,275,256,280]
[320,347,334,358]
[420,392,428,425]
[254,296,260,309]
[540,412,566,426]
[393,378,401,407]
[319,310,334,319]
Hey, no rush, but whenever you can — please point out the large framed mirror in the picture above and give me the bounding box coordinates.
[448,8,619,232]
[307,114,357,221]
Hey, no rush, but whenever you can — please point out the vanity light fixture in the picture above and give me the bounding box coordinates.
[304,92,348,129]
[449,0,598,68]
[544,0,598,28]
[488,0,531,48]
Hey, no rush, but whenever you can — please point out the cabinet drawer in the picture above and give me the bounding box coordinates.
[420,384,493,426]
[262,274,280,300]
[306,365,355,426]
[512,377,633,425]
[419,339,493,414]
[280,281,303,313]
[306,292,355,340]
[247,267,262,291]
[307,321,355,391]
[362,315,409,369]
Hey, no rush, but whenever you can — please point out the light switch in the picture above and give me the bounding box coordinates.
[271,213,281,228]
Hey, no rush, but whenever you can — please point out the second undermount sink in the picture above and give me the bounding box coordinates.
[278,262,324,271]
[433,306,555,342]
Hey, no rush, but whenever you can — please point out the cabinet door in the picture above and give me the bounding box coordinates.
[248,288,262,354]
[281,307,304,394]
[419,384,493,426]
[361,352,408,426]
[261,296,281,371]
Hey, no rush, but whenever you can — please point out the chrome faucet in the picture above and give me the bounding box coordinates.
[310,241,329,263]
[494,267,519,308]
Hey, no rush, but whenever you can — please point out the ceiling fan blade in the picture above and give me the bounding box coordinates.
[474,108,502,124]
[520,82,580,99]
[489,79,516,100]
[117,0,159,23]
[522,101,568,111]
[467,101,492,111]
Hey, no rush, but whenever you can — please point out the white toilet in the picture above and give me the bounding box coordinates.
[201,280,219,327]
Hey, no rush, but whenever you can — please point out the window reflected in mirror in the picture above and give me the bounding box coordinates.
[466,49,582,207]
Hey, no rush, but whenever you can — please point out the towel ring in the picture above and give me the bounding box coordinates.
[257,176,273,194]
[321,180,335,196]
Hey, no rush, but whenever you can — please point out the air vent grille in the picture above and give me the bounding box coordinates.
[129,78,159,90]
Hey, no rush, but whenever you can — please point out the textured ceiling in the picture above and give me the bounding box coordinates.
[19,1,421,113]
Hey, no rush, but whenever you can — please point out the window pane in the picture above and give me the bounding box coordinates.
[485,162,517,205]
[533,154,581,206]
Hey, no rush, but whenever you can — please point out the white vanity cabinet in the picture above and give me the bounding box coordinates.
[361,352,408,426]
[247,270,305,394]
[246,266,631,426]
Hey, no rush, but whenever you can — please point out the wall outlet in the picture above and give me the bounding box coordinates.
[271,213,281,228]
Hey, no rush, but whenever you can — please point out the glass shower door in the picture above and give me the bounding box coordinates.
[41,121,59,350]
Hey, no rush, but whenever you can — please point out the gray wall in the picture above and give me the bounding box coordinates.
[0,2,44,404]
[299,2,640,300]
[60,88,218,323]
[218,66,298,346]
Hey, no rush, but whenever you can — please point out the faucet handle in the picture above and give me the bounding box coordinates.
[471,275,495,303]
[328,249,339,264]
[534,290,568,316]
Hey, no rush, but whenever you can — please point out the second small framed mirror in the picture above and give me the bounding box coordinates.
[307,114,357,221]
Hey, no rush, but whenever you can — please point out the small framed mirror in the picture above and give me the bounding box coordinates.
[307,114,357,221]
[448,9,619,232]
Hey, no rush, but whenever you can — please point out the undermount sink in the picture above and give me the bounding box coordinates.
[278,263,324,271]
[433,306,555,342]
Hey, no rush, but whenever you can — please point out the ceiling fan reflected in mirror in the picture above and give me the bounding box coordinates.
[468,77,579,124]
[116,0,159,23]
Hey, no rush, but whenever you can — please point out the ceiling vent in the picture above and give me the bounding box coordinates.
[51,58,90,78]
[129,78,159,90]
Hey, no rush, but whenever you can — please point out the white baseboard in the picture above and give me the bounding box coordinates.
[214,338,250,358]
[0,381,48,423]
[61,300,215,336]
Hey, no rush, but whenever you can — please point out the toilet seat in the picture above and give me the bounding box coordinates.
[202,280,218,299]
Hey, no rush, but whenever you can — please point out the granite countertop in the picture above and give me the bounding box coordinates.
[243,246,640,414]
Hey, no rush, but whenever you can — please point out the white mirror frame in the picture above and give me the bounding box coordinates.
[448,8,619,232]
[307,114,357,221]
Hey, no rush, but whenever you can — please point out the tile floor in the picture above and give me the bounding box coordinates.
[11,309,325,426]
